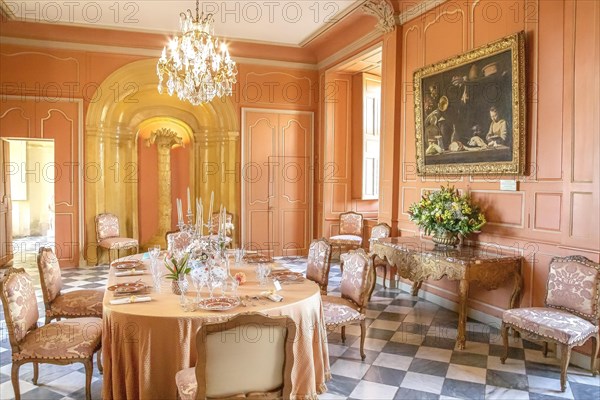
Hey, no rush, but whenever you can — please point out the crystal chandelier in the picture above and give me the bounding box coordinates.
[157,0,237,105]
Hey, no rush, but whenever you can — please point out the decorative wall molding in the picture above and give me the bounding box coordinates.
[362,0,396,34]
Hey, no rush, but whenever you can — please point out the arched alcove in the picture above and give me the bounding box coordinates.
[85,59,239,263]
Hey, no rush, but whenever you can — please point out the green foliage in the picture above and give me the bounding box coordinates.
[164,252,191,280]
[408,185,486,236]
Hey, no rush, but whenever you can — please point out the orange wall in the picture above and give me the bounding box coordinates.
[386,0,599,323]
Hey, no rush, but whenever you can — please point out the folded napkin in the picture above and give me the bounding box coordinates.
[109,296,152,305]
[115,270,146,277]
[260,291,283,302]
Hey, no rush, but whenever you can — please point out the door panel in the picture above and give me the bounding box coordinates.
[0,140,13,267]
[242,110,313,257]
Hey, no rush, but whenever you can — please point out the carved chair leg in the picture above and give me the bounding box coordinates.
[97,349,103,374]
[45,316,51,325]
[559,344,571,392]
[341,326,346,344]
[360,319,367,361]
[591,334,599,376]
[500,323,509,364]
[32,362,39,385]
[83,358,93,400]
[96,246,100,266]
[543,342,549,357]
[11,362,21,400]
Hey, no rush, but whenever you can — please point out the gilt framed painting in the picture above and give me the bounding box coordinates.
[414,31,526,176]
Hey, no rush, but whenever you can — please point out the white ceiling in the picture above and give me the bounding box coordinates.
[3,0,364,46]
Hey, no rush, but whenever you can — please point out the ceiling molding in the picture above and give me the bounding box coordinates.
[397,0,447,25]
[317,29,383,71]
[362,0,396,33]
[0,36,317,70]
[298,0,364,47]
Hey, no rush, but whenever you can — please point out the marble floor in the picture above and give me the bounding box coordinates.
[1,255,599,399]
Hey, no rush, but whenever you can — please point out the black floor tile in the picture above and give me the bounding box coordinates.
[486,369,529,390]
[441,378,486,399]
[362,365,406,387]
[408,358,449,377]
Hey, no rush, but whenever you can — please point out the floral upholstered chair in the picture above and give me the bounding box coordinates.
[322,249,376,360]
[209,212,234,236]
[369,223,392,289]
[0,267,102,400]
[329,211,364,257]
[166,230,193,253]
[501,255,600,391]
[37,247,103,324]
[306,238,332,295]
[175,313,296,400]
[95,213,139,265]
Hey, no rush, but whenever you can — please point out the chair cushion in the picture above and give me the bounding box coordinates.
[330,235,363,246]
[2,271,39,343]
[49,289,104,318]
[322,299,364,328]
[175,367,196,400]
[340,213,363,236]
[96,213,120,240]
[503,307,599,346]
[38,248,63,303]
[14,317,102,362]
[99,237,138,250]
[546,257,599,319]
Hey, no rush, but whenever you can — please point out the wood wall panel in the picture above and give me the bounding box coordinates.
[423,5,466,65]
[471,191,524,227]
[571,192,598,239]
[0,105,33,138]
[533,193,561,232]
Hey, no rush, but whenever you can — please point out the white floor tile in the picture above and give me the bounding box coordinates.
[349,380,398,399]
[368,320,401,331]
[415,346,453,363]
[330,359,371,380]
[485,385,530,399]
[487,356,526,374]
[0,379,36,398]
[527,375,574,398]
[351,337,387,352]
[446,363,487,384]
[372,353,412,371]
[400,371,444,394]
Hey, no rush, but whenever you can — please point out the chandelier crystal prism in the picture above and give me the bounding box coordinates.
[157,0,237,105]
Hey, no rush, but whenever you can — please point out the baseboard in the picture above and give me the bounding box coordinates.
[377,276,594,371]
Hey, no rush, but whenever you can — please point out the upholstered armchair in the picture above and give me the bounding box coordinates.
[329,211,364,257]
[322,248,376,360]
[501,256,600,391]
[37,247,103,324]
[369,222,392,288]
[165,230,193,253]
[0,267,102,400]
[175,313,296,400]
[95,213,138,265]
[306,238,332,295]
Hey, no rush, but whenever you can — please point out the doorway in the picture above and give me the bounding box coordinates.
[6,138,55,266]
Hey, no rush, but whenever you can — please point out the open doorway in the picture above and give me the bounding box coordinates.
[6,138,55,267]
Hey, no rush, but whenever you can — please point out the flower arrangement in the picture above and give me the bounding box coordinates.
[234,272,246,285]
[164,253,191,280]
[408,185,486,237]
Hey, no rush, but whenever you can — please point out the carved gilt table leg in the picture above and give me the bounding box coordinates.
[411,281,423,296]
[509,264,523,310]
[457,278,470,350]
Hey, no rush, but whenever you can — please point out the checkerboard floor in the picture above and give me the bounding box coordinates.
[1,254,599,399]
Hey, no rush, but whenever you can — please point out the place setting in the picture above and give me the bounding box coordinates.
[107,280,152,304]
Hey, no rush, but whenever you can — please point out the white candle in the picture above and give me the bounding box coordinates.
[176,199,182,224]
[218,205,223,236]
[208,191,214,228]
[199,201,204,235]
[223,207,227,235]
[187,187,191,215]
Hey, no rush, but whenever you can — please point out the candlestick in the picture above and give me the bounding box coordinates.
[187,187,191,215]
[208,191,214,229]
[199,200,204,235]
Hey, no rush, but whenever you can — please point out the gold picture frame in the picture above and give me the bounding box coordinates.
[414,31,526,175]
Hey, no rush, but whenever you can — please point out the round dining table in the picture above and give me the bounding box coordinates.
[101,253,330,400]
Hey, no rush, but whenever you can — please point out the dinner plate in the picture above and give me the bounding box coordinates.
[243,255,273,263]
[112,260,144,270]
[107,282,146,293]
[271,271,304,282]
[197,296,240,311]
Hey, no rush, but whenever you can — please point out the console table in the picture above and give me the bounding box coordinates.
[372,237,523,350]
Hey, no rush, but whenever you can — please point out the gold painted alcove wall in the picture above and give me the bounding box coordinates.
[85,59,240,264]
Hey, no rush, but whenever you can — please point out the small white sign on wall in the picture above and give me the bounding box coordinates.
[500,180,518,191]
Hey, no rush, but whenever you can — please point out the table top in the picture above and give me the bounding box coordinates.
[103,253,320,318]
[373,237,522,265]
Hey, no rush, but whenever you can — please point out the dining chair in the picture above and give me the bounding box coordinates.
[306,238,332,295]
[175,313,296,400]
[95,212,138,265]
[369,222,392,288]
[165,230,193,253]
[322,248,376,360]
[501,255,600,391]
[37,247,103,324]
[0,267,102,400]
[329,211,364,257]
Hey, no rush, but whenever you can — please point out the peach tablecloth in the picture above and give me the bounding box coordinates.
[102,255,330,400]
